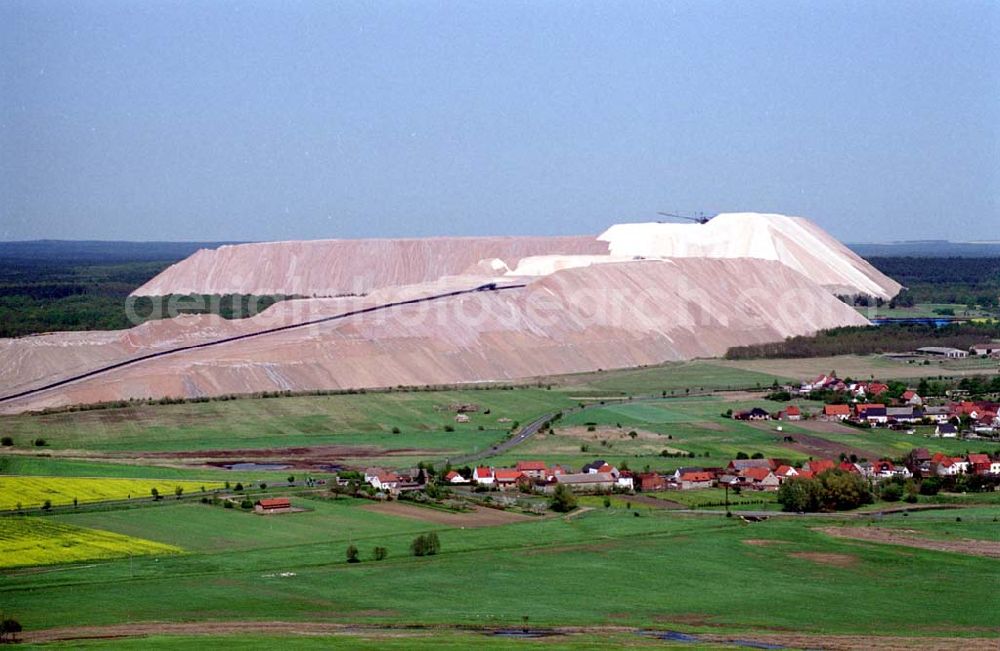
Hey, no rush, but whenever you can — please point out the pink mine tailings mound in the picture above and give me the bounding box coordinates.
[131,235,608,297]
[1,258,868,413]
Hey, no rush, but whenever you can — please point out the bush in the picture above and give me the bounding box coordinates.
[549,484,577,513]
[346,544,360,563]
[410,532,441,557]
[33,438,47,447]
[373,546,388,561]
[919,477,942,496]
[0,618,23,643]
[42,499,52,511]
[234,482,244,492]
[444,425,454,432]
[391,426,401,434]
[240,499,254,509]
[880,482,903,502]
[777,470,873,512]
[0,436,12,446]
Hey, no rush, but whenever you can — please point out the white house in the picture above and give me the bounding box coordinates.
[472,466,495,486]
[616,472,634,491]
[936,458,969,476]
[935,423,958,438]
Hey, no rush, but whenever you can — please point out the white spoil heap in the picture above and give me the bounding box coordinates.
[597,213,902,299]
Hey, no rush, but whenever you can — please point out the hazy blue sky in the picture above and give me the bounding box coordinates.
[1,1,997,243]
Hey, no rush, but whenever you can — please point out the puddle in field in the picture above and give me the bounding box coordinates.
[642,631,785,649]
[223,463,290,471]
[490,629,559,639]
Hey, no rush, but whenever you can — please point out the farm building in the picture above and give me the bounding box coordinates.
[255,497,292,514]
[917,346,968,359]
[969,344,1000,357]
[677,471,714,490]
[515,461,548,479]
[550,472,616,493]
[823,404,851,420]
[638,473,666,492]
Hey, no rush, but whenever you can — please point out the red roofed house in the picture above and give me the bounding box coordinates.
[473,466,495,486]
[515,461,548,479]
[444,470,469,484]
[494,469,527,490]
[740,467,780,490]
[823,404,851,420]
[255,497,292,514]
[779,405,802,421]
[967,454,992,475]
[935,456,969,476]
[774,465,798,481]
[678,471,714,490]
[638,473,666,492]
[838,462,861,474]
[804,459,836,474]
[867,383,889,397]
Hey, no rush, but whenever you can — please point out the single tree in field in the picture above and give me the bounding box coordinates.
[1,618,23,643]
[174,486,184,499]
[150,488,159,500]
[373,546,388,561]
[549,484,577,513]
[346,544,360,563]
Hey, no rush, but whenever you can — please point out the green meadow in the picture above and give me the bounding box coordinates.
[4,503,998,639]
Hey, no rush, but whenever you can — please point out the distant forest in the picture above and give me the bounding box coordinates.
[725,321,1000,360]
[0,244,997,339]
[0,244,290,337]
[866,257,1000,307]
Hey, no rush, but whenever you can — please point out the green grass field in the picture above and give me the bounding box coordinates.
[2,363,998,646]
[0,389,576,455]
[4,504,998,639]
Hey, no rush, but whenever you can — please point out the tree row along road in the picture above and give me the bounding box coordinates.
[0,282,526,405]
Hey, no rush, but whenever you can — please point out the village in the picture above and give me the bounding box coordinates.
[753,371,1000,437]
[360,445,1000,499]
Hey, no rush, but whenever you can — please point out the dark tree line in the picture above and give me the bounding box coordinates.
[725,322,1000,360]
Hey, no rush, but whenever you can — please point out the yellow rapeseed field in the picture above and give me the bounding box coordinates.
[0,476,226,511]
[0,517,181,568]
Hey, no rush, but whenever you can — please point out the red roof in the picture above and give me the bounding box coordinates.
[474,466,493,478]
[597,463,614,473]
[444,470,461,481]
[516,461,547,471]
[680,471,714,482]
[808,459,836,474]
[775,465,795,476]
[902,390,916,400]
[838,462,860,473]
[785,406,801,416]
[968,453,990,465]
[494,469,525,481]
[797,470,815,479]
[257,498,290,508]
[741,467,773,481]
[867,383,889,395]
[824,404,850,416]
